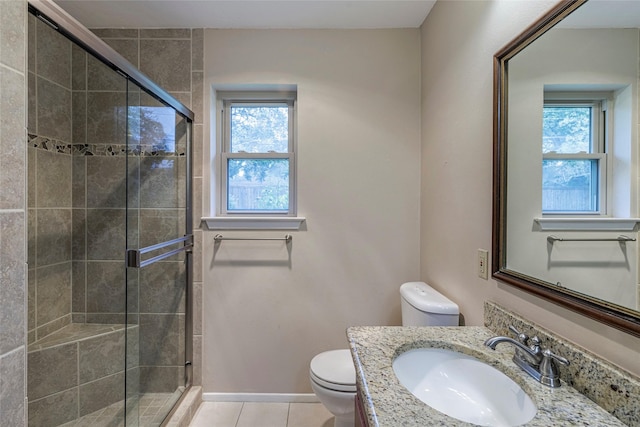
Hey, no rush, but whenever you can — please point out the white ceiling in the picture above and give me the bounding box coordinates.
[52,0,437,29]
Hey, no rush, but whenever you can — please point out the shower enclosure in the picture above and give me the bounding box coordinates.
[26,1,193,425]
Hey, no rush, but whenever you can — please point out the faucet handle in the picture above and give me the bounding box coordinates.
[508,325,530,345]
[542,349,569,366]
[529,336,541,353]
[539,349,569,387]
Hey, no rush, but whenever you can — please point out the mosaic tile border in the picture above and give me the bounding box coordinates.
[28,134,186,157]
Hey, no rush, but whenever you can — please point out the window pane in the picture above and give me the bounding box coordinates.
[227,159,289,211]
[231,106,289,153]
[542,107,592,153]
[542,159,598,212]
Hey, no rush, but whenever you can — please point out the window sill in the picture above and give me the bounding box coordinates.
[534,217,640,231]
[201,216,306,231]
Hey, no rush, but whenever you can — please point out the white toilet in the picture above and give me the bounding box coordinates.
[309,281,459,427]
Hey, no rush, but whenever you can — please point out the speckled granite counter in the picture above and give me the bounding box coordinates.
[347,326,628,426]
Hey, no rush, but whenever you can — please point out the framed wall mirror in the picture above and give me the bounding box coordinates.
[493,0,640,337]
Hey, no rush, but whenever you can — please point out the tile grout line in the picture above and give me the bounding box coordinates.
[234,401,244,427]
[285,403,291,427]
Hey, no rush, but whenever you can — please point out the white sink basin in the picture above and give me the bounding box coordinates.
[392,348,537,427]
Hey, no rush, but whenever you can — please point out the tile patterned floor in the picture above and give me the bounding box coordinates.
[189,402,334,427]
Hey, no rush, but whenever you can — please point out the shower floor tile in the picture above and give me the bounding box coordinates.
[59,391,183,427]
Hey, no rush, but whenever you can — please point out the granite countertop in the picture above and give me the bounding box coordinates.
[347,326,627,427]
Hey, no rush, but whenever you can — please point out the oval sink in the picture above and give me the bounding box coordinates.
[392,348,537,426]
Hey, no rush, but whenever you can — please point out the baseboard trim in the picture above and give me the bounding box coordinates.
[203,392,319,403]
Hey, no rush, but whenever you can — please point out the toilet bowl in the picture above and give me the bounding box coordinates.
[309,349,356,427]
[309,281,459,427]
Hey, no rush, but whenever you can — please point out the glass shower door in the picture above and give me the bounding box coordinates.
[125,80,193,426]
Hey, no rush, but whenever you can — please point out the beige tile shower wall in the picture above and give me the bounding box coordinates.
[26,16,133,424]
[192,28,204,388]
[0,0,27,425]
[93,28,205,387]
[28,13,131,334]
[27,326,128,425]
[27,15,74,343]
[70,41,131,325]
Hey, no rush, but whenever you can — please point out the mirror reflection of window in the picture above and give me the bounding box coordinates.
[495,0,640,333]
[542,97,607,214]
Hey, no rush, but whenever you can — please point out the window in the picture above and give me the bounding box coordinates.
[542,97,608,214]
[219,91,296,216]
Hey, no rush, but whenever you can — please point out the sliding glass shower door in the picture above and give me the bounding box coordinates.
[125,81,193,426]
[27,2,194,424]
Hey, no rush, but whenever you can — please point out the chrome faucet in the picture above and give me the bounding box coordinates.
[484,325,569,388]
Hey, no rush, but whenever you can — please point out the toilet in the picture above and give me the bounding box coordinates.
[309,281,459,427]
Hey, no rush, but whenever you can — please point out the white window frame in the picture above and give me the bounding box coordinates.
[542,93,611,216]
[218,91,297,217]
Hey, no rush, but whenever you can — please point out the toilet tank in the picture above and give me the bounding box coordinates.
[400,282,459,326]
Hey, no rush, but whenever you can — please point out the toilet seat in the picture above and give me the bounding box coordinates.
[310,349,356,393]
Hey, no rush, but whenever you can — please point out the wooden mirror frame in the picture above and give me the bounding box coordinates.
[492,0,640,337]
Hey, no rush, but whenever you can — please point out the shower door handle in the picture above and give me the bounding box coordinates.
[126,234,193,268]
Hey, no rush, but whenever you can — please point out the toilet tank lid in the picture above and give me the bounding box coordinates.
[400,282,459,315]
